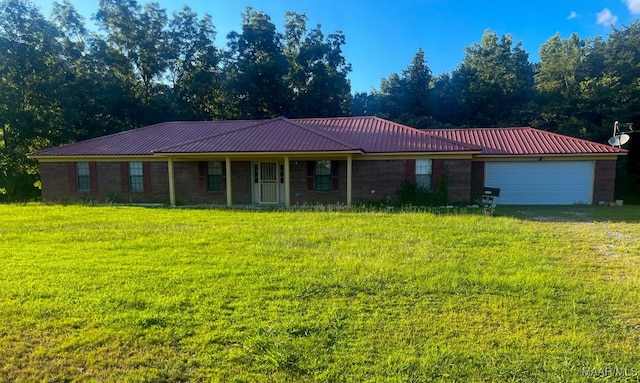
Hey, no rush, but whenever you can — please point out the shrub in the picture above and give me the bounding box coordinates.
[397,175,449,207]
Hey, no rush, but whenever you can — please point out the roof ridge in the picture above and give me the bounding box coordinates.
[283,118,361,150]
[417,130,483,151]
[153,117,360,153]
[297,116,481,152]
[429,126,530,131]
[152,119,277,152]
[363,117,482,150]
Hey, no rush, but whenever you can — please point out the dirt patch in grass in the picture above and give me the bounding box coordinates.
[499,205,640,223]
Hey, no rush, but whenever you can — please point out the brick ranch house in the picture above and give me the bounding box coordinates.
[29,116,626,206]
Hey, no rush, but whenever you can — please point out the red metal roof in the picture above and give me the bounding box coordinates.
[29,118,624,158]
[29,120,256,156]
[30,116,478,157]
[296,116,479,153]
[156,118,359,153]
[429,127,626,155]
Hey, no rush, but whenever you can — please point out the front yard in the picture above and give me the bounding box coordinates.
[0,204,639,381]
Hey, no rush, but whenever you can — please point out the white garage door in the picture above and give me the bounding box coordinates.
[484,161,594,205]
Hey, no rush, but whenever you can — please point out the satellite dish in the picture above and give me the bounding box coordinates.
[609,121,632,147]
[608,134,630,146]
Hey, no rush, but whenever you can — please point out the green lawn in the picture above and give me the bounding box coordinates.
[1,204,639,382]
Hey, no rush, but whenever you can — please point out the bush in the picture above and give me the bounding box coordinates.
[397,174,448,207]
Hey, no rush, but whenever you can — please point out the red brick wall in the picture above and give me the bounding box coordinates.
[171,161,252,205]
[40,158,474,205]
[351,160,406,204]
[290,161,348,205]
[470,161,485,203]
[230,161,252,204]
[173,161,222,205]
[40,161,170,203]
[593,159,617,204]
[41,162,74,202]
[442,159,472,203]
[117,162,170,203]
[293,159,472,205]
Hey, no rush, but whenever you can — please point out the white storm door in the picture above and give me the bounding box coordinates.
[259,162,279,204]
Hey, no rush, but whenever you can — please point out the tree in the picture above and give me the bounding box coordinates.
[605,21,640,126]
[224,8,291,119]
[283,12,352,117]
[95,0,175,125]
[170,6,223,119]
[351,91,381,116]
[298,27,352,117]
[0,0,68,200]
[452,30,536,126]
[379,72,405,120]
[402,47,431,118]
[535,33,586,134]
[426,73,460,127]
[373,48,435,127]
[50,0,139,140]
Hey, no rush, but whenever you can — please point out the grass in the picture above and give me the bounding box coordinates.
[0,204,639,382]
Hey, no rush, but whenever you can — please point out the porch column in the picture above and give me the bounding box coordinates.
[225,157,232,207]
[347,154,352,207]
[284,156,291,208]
[168,157,176,207]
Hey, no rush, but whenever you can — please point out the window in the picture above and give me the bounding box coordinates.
[76,162,91,191]
[415,159,433,190]
[129,161,144,192]
[207,161,223,192]
[315,160,332,192]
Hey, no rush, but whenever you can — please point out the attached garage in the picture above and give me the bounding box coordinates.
[430,127,626,205]
[484,161,594,205]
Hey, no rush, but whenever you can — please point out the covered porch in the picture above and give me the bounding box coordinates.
[164,153,357,208]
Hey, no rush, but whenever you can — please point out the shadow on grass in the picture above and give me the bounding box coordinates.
[495,205,640,223]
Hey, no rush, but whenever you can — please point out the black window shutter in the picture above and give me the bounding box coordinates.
[307,161,315,191]
[433,159,443,182]
[198,162,207,192]
[222,161,227,189]
[405,160,416,183]
[143,162,152,192]
[89,162,98,192]
[331,161,339,191]
[68,162,77,192]
[120,162,129,192]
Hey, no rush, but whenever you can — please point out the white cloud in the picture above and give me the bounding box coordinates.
[596,8,618,26]
[567,11,578,20]
[626,0,640,14]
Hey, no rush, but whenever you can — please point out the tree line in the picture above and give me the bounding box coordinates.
[357,27,640,145]
[0,0,352,199]
[2,0,640,200]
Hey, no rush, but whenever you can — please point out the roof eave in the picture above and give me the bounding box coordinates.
[360,150,481,158]
[476,152,626,160]
[29,154,158,162]
[154,150,365,157]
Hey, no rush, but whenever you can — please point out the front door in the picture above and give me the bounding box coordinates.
[258,162,279,204]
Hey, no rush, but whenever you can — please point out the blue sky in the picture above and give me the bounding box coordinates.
[34,0,640,93]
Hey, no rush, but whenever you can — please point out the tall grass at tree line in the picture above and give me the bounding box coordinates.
[0,204,639,381]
